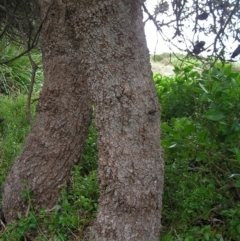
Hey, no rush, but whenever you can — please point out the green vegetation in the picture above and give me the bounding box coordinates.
[150,52,204,67]
[151,52,185,63]
[0,38,43,95]
[0,51,240,240]
[155,63,240,240]
[0,102,99,239]
[0,95,35,185]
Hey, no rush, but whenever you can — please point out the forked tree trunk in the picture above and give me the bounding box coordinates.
[2,1,92,222]
[2,0,164,240]
[78,0,164,240]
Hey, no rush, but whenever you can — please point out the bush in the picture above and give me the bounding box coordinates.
[154,63,240,240]
[154,65,200,121]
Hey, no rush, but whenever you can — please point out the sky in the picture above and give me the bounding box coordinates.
[143,0,194,55]
[143,0,240,60]
[144,18,169,54]
[144,0,170,54]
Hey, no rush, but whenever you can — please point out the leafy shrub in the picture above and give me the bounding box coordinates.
[154,65,200,121]
[155,63,240,240]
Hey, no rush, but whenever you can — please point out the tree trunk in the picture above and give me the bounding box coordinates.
[2,0,92,222]
[2,0,164,239]
[78,0,164,240]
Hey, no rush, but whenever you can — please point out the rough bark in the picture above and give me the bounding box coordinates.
[77,0,164,240]
[2,0,92,222]
[2,0,164,239]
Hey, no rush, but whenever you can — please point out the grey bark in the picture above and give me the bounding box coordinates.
[2,0,92,222]
[77,0,164,240]
[2,0,164,240]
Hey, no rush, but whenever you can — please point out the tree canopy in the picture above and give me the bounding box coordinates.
[144,0,240,61]
[0,0,40,64]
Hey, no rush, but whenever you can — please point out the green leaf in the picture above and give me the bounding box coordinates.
[48,224,55,232]
[205,110,225,121]
[168,139,185,148]
[199,92,209,102]
[199,83,209,93]
[161,140,174,148]
[183,124,195,136]
[197,130,208,142]
[182,65,194,73]
[173,66,180,74]
[211,81,220,93]
[231,119,240,132]
[54,205,61,213]
[203,232,210,240]
[196,152,206,161]
[229,147,240,162]
[161,123,176,134]
[223,64,232,75]
[236,180,240,188]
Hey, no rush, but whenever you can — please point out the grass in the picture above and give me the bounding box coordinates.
[0,38,43,95]
[0,95,37,185]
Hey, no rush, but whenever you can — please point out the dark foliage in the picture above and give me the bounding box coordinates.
[192,41,206,55]
[197,12,209,20]
[0,0,40,64]
[1,0,240,63]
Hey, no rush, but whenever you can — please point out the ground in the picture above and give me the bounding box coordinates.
[150,59,174,76]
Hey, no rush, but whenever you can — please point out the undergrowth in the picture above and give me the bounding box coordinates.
[155,63,240,240]
[0,38,43,95]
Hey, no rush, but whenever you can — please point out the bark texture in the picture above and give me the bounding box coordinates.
[2,0,164,239]
[75,0,164,240]
[2,0,92,222]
